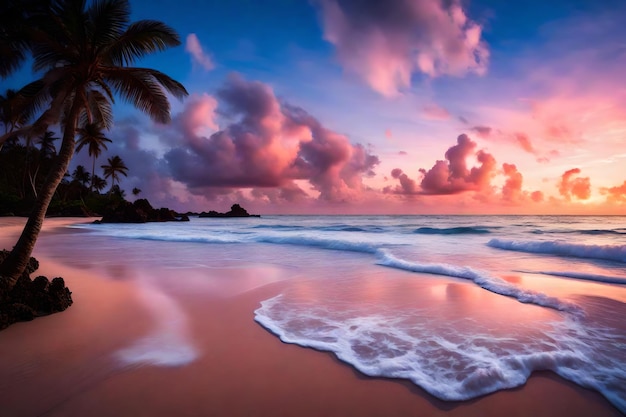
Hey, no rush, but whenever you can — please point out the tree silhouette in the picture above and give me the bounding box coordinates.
[101,155,129,191]
[76,122,112,191]
[0,0,188,284]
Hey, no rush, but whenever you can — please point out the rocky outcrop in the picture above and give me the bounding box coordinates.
[199,204,260,218]
[98,199,190,223]
[0,250,73,331]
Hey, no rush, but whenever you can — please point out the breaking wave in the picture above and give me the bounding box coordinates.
[375,250,582,315]
[487,239,626,264]
[413,226,492,235]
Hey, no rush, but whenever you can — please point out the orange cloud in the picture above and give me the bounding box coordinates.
[502,163,523,202]
[601,180,626,204]
[558,168,591,200]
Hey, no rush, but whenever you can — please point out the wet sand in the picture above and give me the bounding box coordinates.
[0,218,622,417]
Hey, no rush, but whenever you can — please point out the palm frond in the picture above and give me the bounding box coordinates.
[104,20,181,66]
[103,67,172,123]
[15,79,51,124]
[142,68,189,100]
[82,88,114,129]
[88,0,130,50]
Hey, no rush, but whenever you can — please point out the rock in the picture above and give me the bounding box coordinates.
[199,204,260,218]
[0,253,73,331]
[99,198,190,223]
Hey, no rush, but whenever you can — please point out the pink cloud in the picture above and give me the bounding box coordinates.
[385,129,392,139]
[471,125,492,138]
[422,104,451,121]
[164,74,379,203]
[384,168,419,195]
[185,33,215,71]
[514,132,536,154]
[531,190,544,203]
[419,134,497,195]
[316,0,489,96]
[502,163,523,202]
[558,168,591,200]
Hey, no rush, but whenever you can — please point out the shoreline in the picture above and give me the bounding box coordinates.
[0,218,622,416]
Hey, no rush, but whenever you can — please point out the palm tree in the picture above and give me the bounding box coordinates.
[76,122,112,191]
[0,0,188,285]
[132,187,141,196]
[101,155,128,191]
[37,130,58,158]
[26,130,59,197]
[91,175,107,193]
[0,1,54,148]
[0,89,29,150]
[72,165,91,188]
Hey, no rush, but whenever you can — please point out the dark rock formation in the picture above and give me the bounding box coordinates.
[199,204,260,218]
[0,250,73,331]
[98,198,189,223]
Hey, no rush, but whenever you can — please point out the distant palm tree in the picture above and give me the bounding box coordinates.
[76,122,112,191]
[72,165,91,188]
[0,89,29,150]
[91,175,107,193]
[132,187,142,196]
[26,130,59,197]
[37,130,58,158]
[0,0,187,284]
[102,155,129,191]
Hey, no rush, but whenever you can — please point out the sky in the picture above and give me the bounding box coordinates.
[7,0,626,214]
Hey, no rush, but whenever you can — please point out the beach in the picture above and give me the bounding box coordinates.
[0,217,624,417]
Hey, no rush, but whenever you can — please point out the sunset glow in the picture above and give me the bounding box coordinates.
[6,0,625,214]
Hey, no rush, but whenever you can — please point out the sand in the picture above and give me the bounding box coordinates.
[0,218,622,417]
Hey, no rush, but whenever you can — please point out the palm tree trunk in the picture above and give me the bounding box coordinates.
[0,101,80,286]
[90,156,95,192]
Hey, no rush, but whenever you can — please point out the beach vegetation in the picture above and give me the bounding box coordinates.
[0,0,187,298]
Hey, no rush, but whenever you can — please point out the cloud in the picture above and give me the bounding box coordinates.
[384,168,419,195]
[418,134,497,195]
[385,128,393,139]
[421,104,451,120]
[316,0,489,96]
[601,180,626,204]
[185,33,215,71]
[163,74,379,203]
[514,132,536,154]
[558,168,591,200]
[471,125,492,138]
[501,163,523,202]
[531,190,544,203]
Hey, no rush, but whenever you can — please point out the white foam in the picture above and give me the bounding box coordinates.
[515,270,626,285]
[375,250,583,315]
[488,238,626,263]
[255,295,626,413]
[114,279,198,367]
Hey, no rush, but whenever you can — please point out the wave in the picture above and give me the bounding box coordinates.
[487,239,626,263]
[255,296,625,412]
[413,226,492,235]
[515,270,626,285]
[254,235,381,254]
[375,250,582,315]
[530,228,626,236]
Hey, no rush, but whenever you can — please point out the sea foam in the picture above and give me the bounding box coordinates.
[488,239,626,263]
[254,295,626,412]
[375,250,582,315]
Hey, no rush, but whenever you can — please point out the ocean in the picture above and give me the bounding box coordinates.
[52,215,626,412]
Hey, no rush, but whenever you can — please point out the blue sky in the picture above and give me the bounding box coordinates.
[4,0,626,213]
